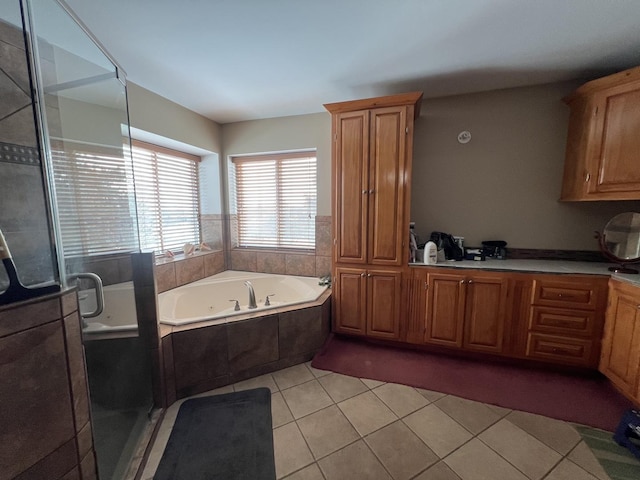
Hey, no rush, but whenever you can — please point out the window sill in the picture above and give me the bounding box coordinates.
[154,248,223,266]
[232,246,316,256]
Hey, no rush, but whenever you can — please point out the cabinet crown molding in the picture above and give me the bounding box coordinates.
[564,65,640,104]
[324,91,423,118]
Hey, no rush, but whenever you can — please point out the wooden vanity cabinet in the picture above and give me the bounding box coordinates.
[407,268,509,354]
[560,65,640,201]
[333,266,402,340]
[326,92,422,339]
[525,274,608,367]
[599,279,640,404]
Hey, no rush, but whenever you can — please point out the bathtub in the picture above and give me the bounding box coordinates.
[158,270,329,326]
[79,281,138,337]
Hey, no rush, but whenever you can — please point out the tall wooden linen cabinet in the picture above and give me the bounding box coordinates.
[324,92,423,340]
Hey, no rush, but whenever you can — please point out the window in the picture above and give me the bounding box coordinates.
[130,140,201,253]
[51,140,139,256]
[51,139,201,257]
[231,151,316,250]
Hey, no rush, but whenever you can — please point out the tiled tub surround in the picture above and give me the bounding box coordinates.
[155,249,226,293]
[160,289,331,403]
[228,215,332,278]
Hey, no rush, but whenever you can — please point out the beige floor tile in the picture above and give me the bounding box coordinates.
[413,461,462,480]
[479,418,561,480]
[372,383,429,418]
[365,421,438,480]
[505,410,581,455]
[318,372,368,402]
[233,373,279,393]
[484,402,512,417]
[297,405,359,459]
[434,395,503,434]
[282,463,325,480]
[403,404,473,458]
[306,361,331,378]
[273,364,315,390]
[337,391,398,436]
[544,459,600,480]
[567,441,612,480]
[273,422,315,479]
[415,388,447,403]
[361,378,386,389]
[318,440,391,480]
[445,438,529,480]
[272,392,294,428]
[281,379,334,419]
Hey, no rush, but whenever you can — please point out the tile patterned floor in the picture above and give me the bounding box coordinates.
[141,362,615,480]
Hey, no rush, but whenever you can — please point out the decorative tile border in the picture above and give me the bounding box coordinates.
[0,141,40,166]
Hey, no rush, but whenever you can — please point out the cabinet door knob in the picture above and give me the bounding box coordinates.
[369,189,374,194]
[362,190,367,194]
[585,173,590,182]
[460,280,465,285]
[468,279,473,284]
[360,272,365,277]
[367,273,371,277]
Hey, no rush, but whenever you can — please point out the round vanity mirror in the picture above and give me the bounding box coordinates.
[596,212,640,274]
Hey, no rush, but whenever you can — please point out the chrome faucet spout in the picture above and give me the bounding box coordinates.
[244,281,257,309]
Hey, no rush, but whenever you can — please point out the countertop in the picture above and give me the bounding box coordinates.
[409,258,640,287]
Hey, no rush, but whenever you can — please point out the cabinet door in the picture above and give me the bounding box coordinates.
[463,274,508,353]
[599,285,640,395]
[589,85,640,195]
[334,111,369,264]
[366,269,402,340]
[368,106,407,265]
[334,267,367,335]
[425,272,466,347]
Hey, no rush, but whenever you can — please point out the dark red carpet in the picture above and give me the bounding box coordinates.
[311,334,633,432]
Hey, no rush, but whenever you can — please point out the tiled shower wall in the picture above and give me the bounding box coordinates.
[0,19,56,288]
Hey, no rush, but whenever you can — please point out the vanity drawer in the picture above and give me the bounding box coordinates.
[529,306,597,337]
[526,333,594,366]
[532,278,605,310]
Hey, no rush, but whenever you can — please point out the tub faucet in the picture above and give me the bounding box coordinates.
[244,281,257,309]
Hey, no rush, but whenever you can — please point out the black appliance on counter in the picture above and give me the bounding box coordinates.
[482,240,507,259]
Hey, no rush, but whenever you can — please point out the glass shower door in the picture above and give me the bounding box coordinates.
[23,1,154,478]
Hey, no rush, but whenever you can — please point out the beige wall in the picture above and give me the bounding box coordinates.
[410,82,640,250]
[127,82,222,153]
[221,112,332,215]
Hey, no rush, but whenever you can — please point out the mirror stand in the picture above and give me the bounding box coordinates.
[595,231,640,274]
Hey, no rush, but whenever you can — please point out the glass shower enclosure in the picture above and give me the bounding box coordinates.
[13,0,155,478]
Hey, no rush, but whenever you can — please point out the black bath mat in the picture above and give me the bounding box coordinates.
[153,388,275,480]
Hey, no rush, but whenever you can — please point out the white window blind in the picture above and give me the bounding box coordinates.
[51,141,139,256]
[131,140,201,253]
[232,151,316,250]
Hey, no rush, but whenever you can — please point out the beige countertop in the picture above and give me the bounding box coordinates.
[409,258,640,287]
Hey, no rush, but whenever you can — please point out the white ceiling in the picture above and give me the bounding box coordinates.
[62,0,640,124]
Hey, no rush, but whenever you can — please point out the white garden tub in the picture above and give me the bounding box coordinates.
[79,281,138,336]
[158,270,328,326]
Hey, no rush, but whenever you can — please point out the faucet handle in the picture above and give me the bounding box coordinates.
[229,299,240,311]
[265,294,276,306]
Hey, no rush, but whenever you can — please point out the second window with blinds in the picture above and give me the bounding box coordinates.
[131,140,201,254]
[230,151,317,251]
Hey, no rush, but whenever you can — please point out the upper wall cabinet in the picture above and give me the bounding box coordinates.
[561,65,640,201]
[325,92,423,266]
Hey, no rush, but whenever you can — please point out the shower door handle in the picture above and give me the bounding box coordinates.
[69,272,104,318]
